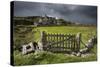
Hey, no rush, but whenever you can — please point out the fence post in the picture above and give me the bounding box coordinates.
[41,31,46,50]
[22,45,27,54]
[76,33,81,52]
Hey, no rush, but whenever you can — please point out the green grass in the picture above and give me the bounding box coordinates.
[13,25,97,66]
[14,50,97,66]
[33,26,97,48]
[32,26,96,41]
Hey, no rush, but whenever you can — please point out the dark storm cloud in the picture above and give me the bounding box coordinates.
[14,1,97,24]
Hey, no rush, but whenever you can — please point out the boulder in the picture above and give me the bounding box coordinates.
[86,38,93,49]
[22,45,27,55]
[76,52,81,57]
[22,42,36,55]
[38,41,43,51]
[80,48,88,54]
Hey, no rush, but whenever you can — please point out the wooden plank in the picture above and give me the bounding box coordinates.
[53,33,57,46]
[66,35,68,49]
[62,34,64,51]
[68,34,70,49]
[59,34,61,50]
[73,35,75,51]
[72,35,75,51]
[57,33,59,47]
[71,34,74,50]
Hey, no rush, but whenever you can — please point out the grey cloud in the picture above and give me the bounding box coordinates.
[13,1,97,24]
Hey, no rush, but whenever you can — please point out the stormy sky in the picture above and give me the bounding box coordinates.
[13,1,97,24]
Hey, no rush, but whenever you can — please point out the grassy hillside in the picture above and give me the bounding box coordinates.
[13,25,97,66]
[34,26,96,41]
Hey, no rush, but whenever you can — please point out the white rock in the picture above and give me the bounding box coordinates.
[80,48,88,53]
[22,45,27,54]
[28,42,34,50]
[76,52,81,57]
[38,41,43,51]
